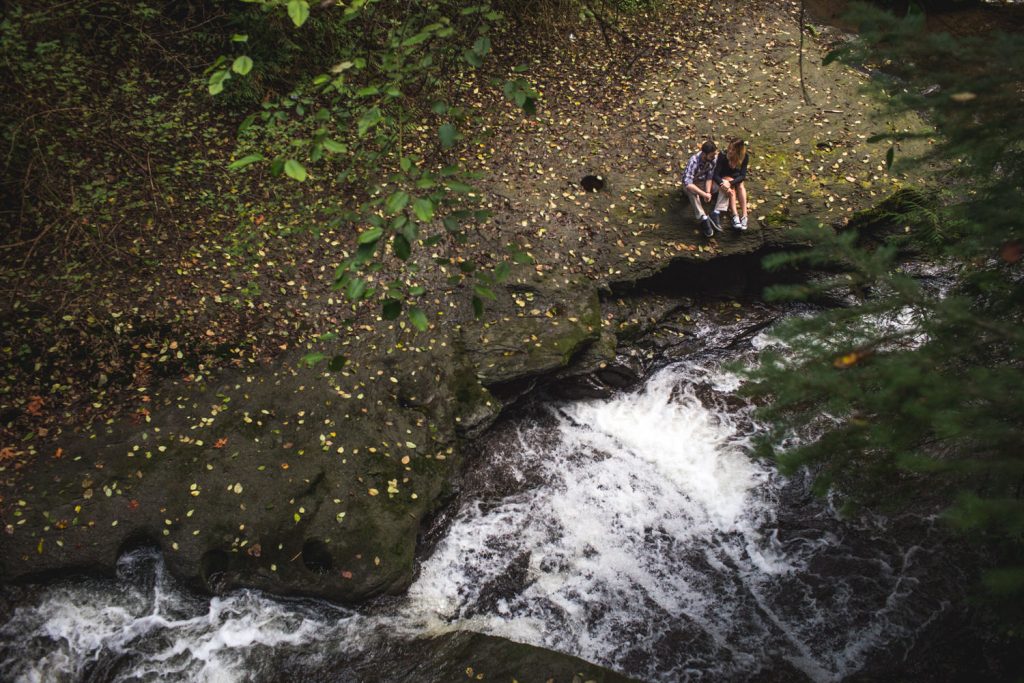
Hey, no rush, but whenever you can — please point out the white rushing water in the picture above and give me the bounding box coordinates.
[0,353,950,683]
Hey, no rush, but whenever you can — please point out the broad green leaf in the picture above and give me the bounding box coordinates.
[385,191,410,214]
[494,261,511,282]
[287,0,310,27]
[431,100,448,115]
[328,355,348,371]
[393,234,411,260]
[208,69,230,95]
[238,113,257,134]
[512,250,534,265]
[358,106,383,136]
[232,34,248,43]
[446,180,472,193]
[228,154,263,171]
[412,198,434,222]
[382,299,402,320]
[346,277,367,301]
[439,123,457,149]
[463,49,483,67]
[355,241,377,264]
[402,32,431,47]
[232,55,253,75]
[472,295,484,318]
[284,159,307,181]
[301,352,327,367]
[323,139,347,153]
[473,36,492,56]
[358,227,384,244]
[400,157,412,172]
[408,285,426,296]
[355,86,379,97]
[409,306,428,331]
[474,284,497,301]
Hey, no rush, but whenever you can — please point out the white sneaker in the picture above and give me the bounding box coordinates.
[741,215,749,230]
[732,215,744,231]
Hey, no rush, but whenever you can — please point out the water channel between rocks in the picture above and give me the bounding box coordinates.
[0,308,961,683]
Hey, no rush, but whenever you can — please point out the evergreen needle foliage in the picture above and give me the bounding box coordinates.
[745,3,1024,634]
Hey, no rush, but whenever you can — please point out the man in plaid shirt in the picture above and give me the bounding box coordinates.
[683,139,720,237]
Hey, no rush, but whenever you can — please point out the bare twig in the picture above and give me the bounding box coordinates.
[799,0,814,106]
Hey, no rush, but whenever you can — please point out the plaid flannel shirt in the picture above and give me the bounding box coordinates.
[683,151,715,186]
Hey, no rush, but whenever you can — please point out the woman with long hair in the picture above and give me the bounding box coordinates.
[711,138,750,231]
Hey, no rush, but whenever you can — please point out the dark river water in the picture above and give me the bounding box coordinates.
[0,306,967,682]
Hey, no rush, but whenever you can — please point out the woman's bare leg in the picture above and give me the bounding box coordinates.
[737,183,748,218]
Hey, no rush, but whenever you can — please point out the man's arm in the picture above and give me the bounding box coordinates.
[685,181,712,200]
[712,153,725,184]
[682,153,698,186]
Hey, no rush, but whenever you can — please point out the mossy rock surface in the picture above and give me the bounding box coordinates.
[465,278,603,387]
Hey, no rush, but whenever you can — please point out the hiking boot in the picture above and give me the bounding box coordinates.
[701,216,714,237]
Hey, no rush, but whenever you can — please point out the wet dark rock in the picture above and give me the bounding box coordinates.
[0,339,467,604]
[548,329,625,400]
[465,277,602,388]
[268,630,639,683]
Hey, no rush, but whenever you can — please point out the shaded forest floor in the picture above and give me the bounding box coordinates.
[1,0,931,464]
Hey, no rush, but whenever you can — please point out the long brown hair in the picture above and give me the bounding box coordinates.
[726,139,747,168]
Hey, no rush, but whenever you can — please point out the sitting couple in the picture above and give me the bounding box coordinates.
[682,138,750,237]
